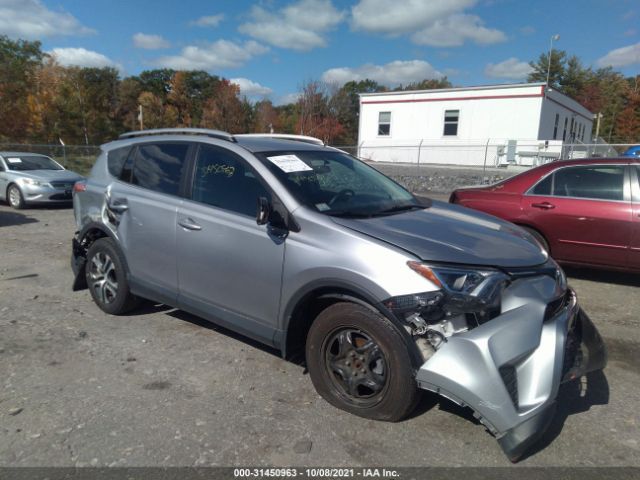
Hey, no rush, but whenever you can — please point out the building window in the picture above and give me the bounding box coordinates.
[378,112,391,136]
[553,113,559,140]
[443,110,459,136]
[562,118,568,141]
[569,118,575,141]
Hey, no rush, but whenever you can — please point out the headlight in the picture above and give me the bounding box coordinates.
[21,178,45,186]
[387,262,510,318]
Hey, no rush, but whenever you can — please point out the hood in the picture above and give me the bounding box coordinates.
[331,200,547,268]
[13,169,83,182]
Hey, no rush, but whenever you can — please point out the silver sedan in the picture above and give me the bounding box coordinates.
[0,152,85,209]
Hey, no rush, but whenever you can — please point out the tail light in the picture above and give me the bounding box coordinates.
[73,181,87,193]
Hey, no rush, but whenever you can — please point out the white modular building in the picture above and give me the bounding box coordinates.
[357,82,594,166]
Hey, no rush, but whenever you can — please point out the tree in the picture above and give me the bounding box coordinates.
[137,69,175,99]
[26,58,64,142]
[253,100,279,133]
[137,91,166,129]
[395,77,452,91]
[200,80,247,133]
[0,35,45,142]
[528,50,567,88]
[167,71,193,127]
[117,77,143,131]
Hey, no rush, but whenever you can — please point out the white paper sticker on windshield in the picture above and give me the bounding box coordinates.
[7,157,22,163]
[316,202,330,211]
[266,154,312,173]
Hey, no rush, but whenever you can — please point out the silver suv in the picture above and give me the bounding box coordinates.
[71,129,606,460]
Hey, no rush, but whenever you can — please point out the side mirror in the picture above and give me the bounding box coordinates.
[256,196,271,225]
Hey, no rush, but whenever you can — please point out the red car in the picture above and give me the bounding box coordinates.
[450,158,640,272]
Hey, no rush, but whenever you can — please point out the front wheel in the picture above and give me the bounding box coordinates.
[85,238,141,315]
[8,185,25,209]
[305,302,420,421]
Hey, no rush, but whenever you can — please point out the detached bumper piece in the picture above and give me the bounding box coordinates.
[415,287,607,461]
[71,235,88,291]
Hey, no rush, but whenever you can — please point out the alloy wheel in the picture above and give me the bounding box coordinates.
[88,251,119,305]
[9,186,21,208]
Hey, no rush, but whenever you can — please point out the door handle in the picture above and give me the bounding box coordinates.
[531,202,555,210]
[107,198,128,212]
[178,218,202,231]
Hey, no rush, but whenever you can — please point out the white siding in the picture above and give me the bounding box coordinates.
[357,83,594,166]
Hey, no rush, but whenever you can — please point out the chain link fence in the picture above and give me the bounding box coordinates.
[0,144,101,176]
[336,140,637,169]
[2,139,637,195]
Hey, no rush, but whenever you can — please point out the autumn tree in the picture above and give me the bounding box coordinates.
[0,35,45,142]
[167,71,193,127]
[200,80,247,133]
[117,77,144,131]
[253,100,279,133]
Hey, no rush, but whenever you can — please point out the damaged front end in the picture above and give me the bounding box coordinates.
[384,259,607,461]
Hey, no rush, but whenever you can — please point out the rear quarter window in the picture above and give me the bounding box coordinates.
[530,173,553,195]
[107,146,132,178]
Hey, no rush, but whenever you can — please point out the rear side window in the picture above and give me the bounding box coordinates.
[530,174,552,195]
[131,143,189,196]
[552,165,625,201]
[191,144,270,217]
[107,146,132,178]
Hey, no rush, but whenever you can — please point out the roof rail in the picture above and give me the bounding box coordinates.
[235,133,325,146]
[119,128,235,142]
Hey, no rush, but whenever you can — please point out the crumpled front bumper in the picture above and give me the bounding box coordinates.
[415,287,607,461]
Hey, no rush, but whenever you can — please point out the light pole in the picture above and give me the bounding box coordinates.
[546,34,560,87]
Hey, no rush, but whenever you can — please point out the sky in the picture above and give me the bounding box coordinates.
[1,0,639,104]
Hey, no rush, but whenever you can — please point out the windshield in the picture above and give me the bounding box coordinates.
[4,155,63,171]
[257,150,422,217]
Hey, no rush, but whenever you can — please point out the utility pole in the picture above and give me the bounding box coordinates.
[138,105,144,130]
[546,34,560,88]
[593,112,603,141]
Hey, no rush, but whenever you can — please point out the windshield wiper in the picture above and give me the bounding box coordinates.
[373,204,424,216]
[327,210,373,218]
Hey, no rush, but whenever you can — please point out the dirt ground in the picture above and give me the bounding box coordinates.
[0,201,638,468]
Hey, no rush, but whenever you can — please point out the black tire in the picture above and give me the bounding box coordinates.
[85,237,141,315]
[521,226,550,253]
[7,184,25,209]
[305,302,420,422]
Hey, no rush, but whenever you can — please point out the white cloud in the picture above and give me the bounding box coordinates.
[351,0,475,35]
[484,57,533,79]
[238,0,345,51]
[596,42,640,68]
[411,14,506,47]
[190,14,224,27]
[49,47,123,73]
[153,40,269,71]
[322,60,443,87]
[276,92,302,106]
[0,0,94,39]
[350,0,504,47]
[230,78,273,97]
[133,33,170,50]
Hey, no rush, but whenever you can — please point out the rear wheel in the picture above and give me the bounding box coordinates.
[305,302,419,421]
[7,185,25,209]
[85,238,140,315]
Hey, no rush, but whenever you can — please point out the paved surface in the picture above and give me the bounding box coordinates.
[0,202,638,468]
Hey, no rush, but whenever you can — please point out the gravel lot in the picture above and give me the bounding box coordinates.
[1,200,639,468]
